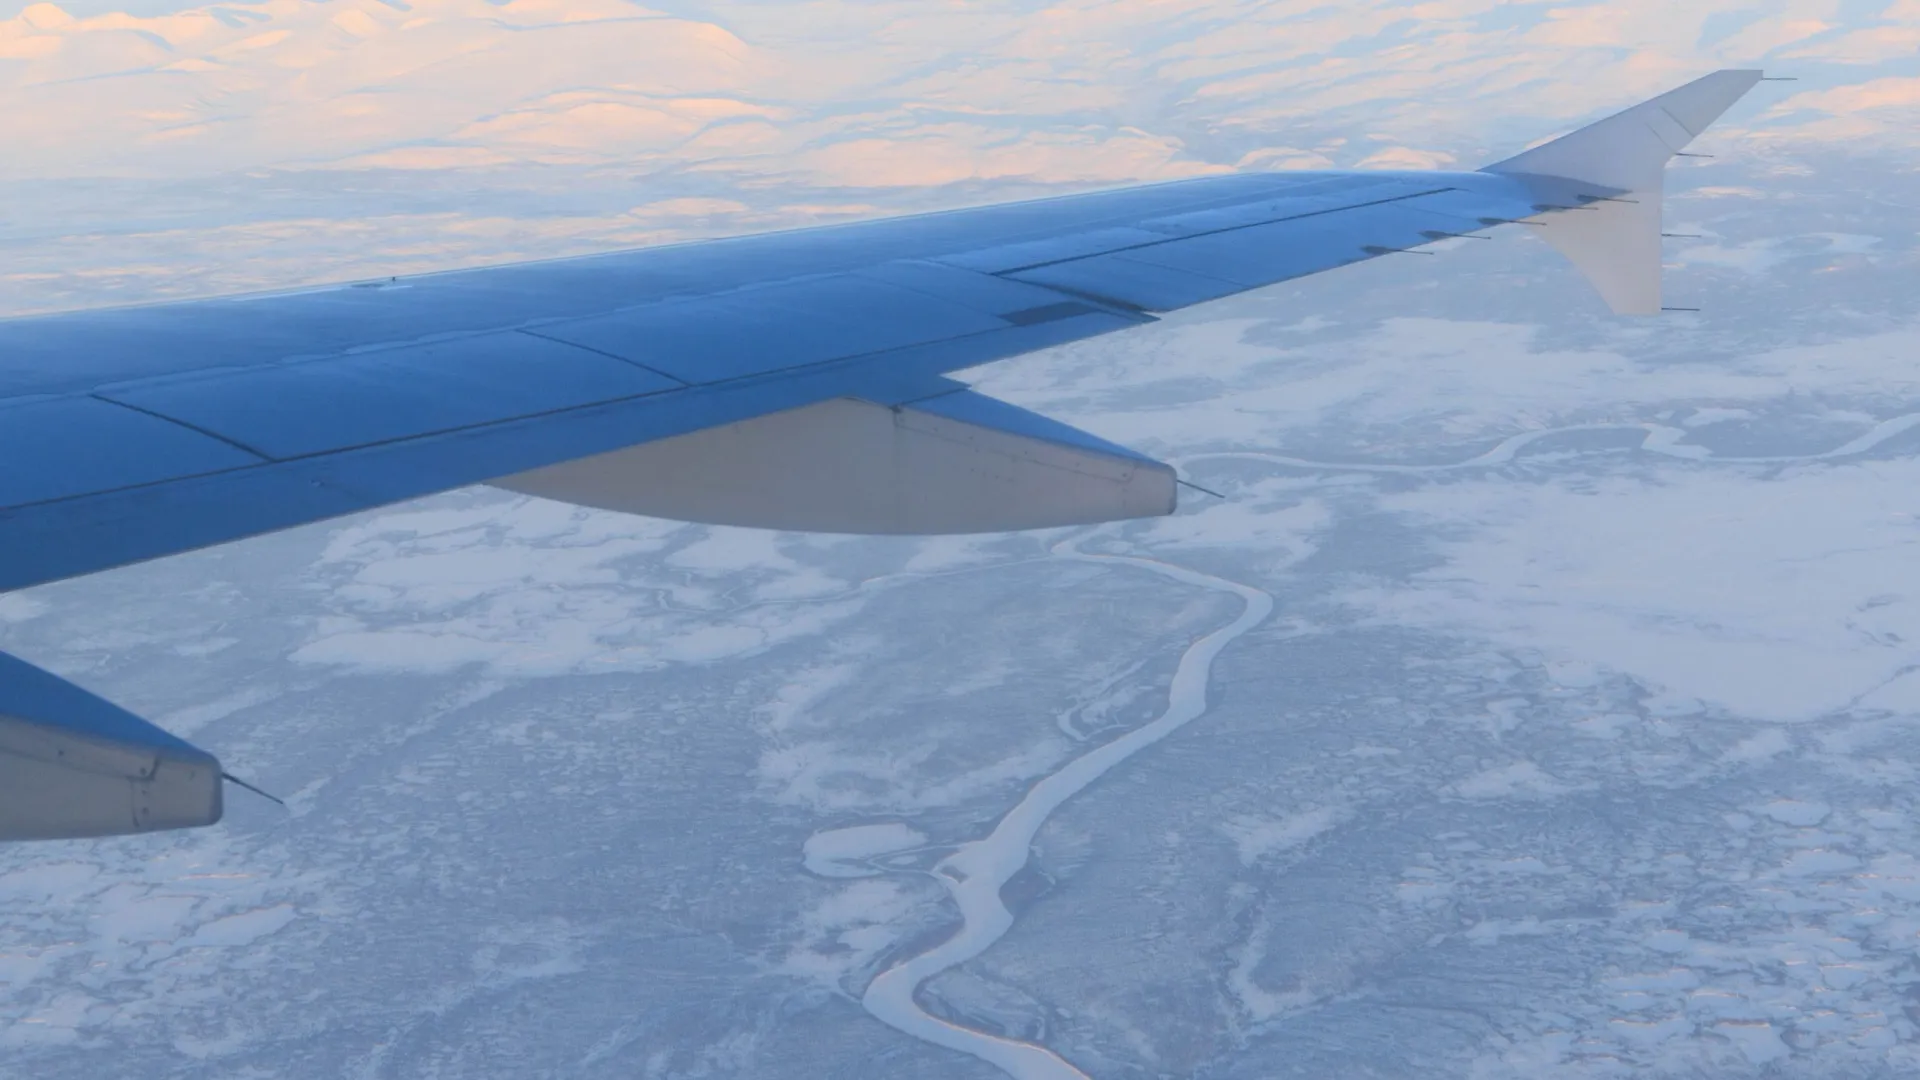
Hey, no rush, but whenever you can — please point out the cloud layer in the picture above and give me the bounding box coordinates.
[3,0,1916,314]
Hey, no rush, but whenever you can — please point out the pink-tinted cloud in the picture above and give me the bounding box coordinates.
[4,0,1915,313]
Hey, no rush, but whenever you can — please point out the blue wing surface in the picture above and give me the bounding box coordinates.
[0,168,1558,593]
[0,70,1768,839]
[0,66,1769,597]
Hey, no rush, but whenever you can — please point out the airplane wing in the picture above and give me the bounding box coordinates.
[0,70,1764,841]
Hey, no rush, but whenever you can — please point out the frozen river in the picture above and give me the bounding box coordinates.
[861,542,1274,1077]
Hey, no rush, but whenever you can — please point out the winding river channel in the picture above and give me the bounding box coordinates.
[855,411,1920,1076]
[1187,412,1920,474]
[860,540,1274,1079]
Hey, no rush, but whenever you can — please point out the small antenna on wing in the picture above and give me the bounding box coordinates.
[222,772,286,807]
[1178,477,1226,499]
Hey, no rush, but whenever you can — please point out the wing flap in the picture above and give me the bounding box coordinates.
[494,388,1175,534]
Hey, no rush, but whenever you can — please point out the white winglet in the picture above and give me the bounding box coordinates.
[1482,69,1764,314]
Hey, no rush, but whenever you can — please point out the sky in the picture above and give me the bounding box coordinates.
[2,0,1917,315]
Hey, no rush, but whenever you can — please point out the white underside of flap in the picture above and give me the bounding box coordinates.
[492,397,1178,534]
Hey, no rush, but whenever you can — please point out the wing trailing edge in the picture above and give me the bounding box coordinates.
[493,386,1176,534]
[1482,69,1764,314]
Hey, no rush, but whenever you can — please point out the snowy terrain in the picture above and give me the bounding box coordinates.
[5,1,1920,1076]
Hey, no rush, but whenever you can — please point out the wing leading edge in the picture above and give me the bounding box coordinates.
[0,71,1766,840]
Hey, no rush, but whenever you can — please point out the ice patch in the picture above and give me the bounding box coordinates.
[1603,968,1700,992]
[1394,874,1453,906]
[188,904,296,947]
[1138,486,1331,553]
[1225,919,1317,1022]
[759,737,1070,814]
[1724,728,1792,763]
[1221,806,1344,866]
[1571,712,1636,739]
[1853,667,1920,712]
[1450,761,1570,800]
[1675,238,1788,274]
[92,891,200,944]
[1777,849,1858,877]
[1357,459,1920,724]
[1463,916,1553,945]
[1544,659,1603,687]
[901,534,1011,574]
[803,824,927,878]
[299,499,870,677]
[159,685,283,737]
[779,879,921,986]
[470,922,585,981]
[0,861,99,902]
[760,660,862,734]
[1608,1014,1692,1048]
[0,594,48,623]
[1714,1020,1789,1065]
[3,991,91,1048]
[1682,407,1755,427]
[1759,799,1831,826]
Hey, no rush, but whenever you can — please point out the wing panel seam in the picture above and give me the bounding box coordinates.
[514,328,693,387]
[1,315,1136,514]
[987,186,1459,275]
[85,394,275,463]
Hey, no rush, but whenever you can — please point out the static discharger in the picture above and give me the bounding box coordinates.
[1177,477,1226,500]
[222,772,286,807]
